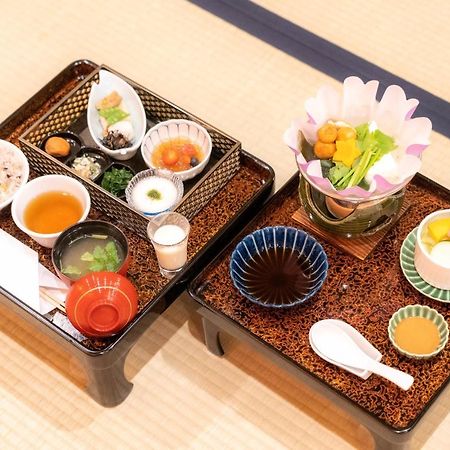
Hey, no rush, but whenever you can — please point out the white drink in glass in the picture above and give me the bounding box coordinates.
[152,224,187,270]
[147,212,190,278]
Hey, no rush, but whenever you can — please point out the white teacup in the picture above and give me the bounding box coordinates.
[11,175,91,248]
[415,209,450,290]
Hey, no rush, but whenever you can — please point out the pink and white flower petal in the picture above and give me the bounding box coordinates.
[374,85,417,137]
[341,77,379,126]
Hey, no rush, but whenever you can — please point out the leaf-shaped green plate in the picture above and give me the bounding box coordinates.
[400,228,450,303]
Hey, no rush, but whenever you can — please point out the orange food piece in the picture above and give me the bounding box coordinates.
[314,141,336,159]
[337,127,356,140]
[180,143,197,156]
[162,148,180,166]
[317,124,338,144]
[151,137,204,172]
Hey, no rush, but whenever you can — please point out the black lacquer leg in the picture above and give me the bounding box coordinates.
[202,316,224,356]
[83,352,133,407]
[372,432,410,450]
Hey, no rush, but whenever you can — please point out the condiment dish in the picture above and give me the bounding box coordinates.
[11,174,91,248]
[140,119,212,181]
[0,140,29,212]
[388,304,448,359]
[39,131,82,162]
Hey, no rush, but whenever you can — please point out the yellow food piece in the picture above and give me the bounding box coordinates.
[45,137,70,157]
[96,91,122,110]
[337,127,356,140]
[317,124,338,143]
[314,141,336,159]
[332,139,361,167]
[427,218,450,243]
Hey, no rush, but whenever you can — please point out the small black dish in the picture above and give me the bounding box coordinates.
[40,131,83,163]
[98,163,136,199]
[66,147,111,182]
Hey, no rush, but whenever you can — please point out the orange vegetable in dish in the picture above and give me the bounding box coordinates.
[152,138,204,172]
[162,148,180,166]
[317,124,338,143]
[314,141,336,159]
[333,139,361,167]
[337,127,357,141]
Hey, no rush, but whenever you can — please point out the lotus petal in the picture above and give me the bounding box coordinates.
[283,76,432,201]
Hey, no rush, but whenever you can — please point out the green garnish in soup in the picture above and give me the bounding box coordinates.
[61,235,124,279]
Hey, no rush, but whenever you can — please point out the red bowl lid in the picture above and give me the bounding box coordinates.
[66,272,138,338]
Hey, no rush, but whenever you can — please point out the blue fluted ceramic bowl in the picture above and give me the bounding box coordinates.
[230,226,328,308]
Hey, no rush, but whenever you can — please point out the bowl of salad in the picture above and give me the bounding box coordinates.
[284,77,432,237]
[0,140,30,212]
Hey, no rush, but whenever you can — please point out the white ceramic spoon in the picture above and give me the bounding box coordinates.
[310,322,414,390]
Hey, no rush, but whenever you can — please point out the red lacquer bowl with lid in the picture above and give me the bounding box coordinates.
[66,272,138,338]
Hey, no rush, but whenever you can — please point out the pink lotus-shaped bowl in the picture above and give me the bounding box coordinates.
[283,76,432,201]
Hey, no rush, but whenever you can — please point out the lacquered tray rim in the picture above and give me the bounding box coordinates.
[0,60,275,355]
[187,171,450,434]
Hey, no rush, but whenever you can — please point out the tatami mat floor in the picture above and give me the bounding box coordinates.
[0,1,449,448]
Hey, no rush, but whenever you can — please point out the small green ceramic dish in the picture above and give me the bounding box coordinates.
[388,305,449,359]
[400,228,450,303]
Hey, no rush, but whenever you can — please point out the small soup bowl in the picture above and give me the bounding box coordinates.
[11,174,90,248]
[52,220,130,284]
[415,209,450,290]
[230,226,328,308]
[66,271,138,338]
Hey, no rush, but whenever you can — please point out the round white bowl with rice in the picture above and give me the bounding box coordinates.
[0,140,29,211]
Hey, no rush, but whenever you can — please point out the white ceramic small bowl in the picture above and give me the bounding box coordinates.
[11,175,91,248]
[87,70,146,161]
[415,209,450,290]
[0,140,29,211]
[140,119,212,181]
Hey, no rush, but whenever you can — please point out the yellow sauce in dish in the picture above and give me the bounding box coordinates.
[394,317,440,354]
[24,191,83,234]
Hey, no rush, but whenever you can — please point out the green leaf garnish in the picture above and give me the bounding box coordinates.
[101,167,134,196]
[81,251,95,262]
[87,242,121,273]
[62,265,81,276]
[99,107,129,126]
[327,123,396,189]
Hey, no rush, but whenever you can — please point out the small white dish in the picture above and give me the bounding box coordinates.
[11,175,91,248]
[0,140,29,211]
[309,319,381,380]
[140,119,212,181]
[125,169,183,216]
[87,70,146,161]
[415,209,450,290]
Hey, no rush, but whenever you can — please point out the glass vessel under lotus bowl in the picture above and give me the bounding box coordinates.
[298,175,405,238]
